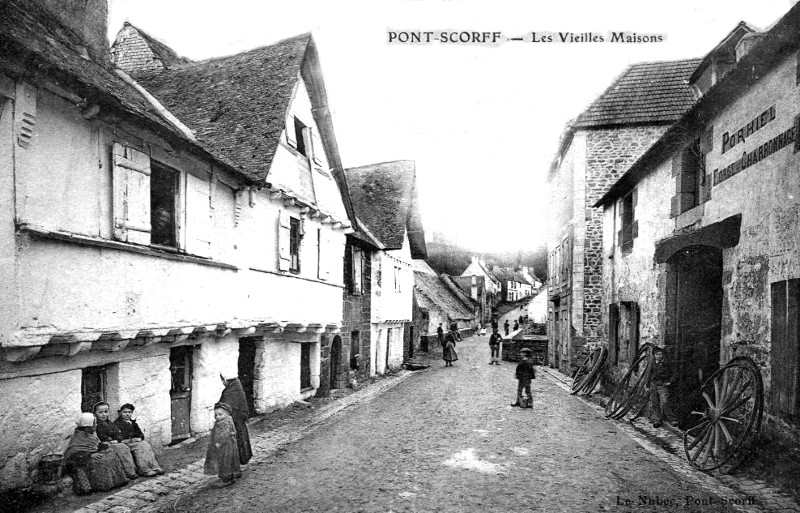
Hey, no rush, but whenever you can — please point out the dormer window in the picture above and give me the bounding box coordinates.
[294,116,307,157]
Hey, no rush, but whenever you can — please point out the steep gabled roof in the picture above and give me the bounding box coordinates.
[573,58,701,129]
[134,33,311,183]
[414,272,474,321]
[689,22,757,84]
[0,1,245,181]
[128,23,190,69]
[345,161,427,258]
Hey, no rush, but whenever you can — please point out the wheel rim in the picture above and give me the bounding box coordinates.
[682,356,764,472]
[605,344,654,419]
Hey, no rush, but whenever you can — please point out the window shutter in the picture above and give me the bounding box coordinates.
[629,302,640,358]
[311,129,323,165]
[185,173,212,257]
[286,117,297,148]
[671,153,683,177]
[112,142,151,245]
[608,303,619,365]
[631,220,639,239]
[794,115,800,153]
[699,126,714,154]
[278,210,291,271]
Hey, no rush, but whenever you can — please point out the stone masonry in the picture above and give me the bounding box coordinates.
[582,126,668,346]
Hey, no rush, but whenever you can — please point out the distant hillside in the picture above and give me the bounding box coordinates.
[425,240,547,280]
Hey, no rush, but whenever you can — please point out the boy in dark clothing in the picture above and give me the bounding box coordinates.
[504,320,510,336]
[511,348,536,408]
[491,318,499,331]
[650,348,675,428]
[489,330,502,365]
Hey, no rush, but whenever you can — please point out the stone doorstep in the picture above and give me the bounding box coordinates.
[74,371,413,513]
[542,366,800,512]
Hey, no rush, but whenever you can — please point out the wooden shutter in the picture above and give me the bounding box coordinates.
[112,142,151,245]
[278,210,291,271]
[311,129,323,165]
[286,117,297,148]
[185,173,212,257]
[608,303,619,365]
[631,188,639,240]
[771,279,800,419]
[699,126,714,154]
[629,302,640,359]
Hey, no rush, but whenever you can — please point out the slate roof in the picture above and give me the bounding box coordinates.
[414,272,475,321]
[573,58,702,128]
[490,268,529,285]
[413,260,438,275]
[595,3,800,207]
[345,161,427,257]
[132,33,310,183]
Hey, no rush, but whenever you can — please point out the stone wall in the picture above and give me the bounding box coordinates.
[337,238,373,386]
[110,24,164,74]
[583,126,668,348]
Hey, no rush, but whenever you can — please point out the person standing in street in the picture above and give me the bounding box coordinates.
[219,374,253,464]
[442,330,458,367]
[649,348,675,428]
[437,323,444,347]
[489,329,502,365]
[504,319,510,336]
[511,348,535,408]
[491,317,499,332]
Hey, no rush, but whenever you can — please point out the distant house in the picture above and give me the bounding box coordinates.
[490,266,533,303]
[414,272,476,348]
[459,255,501,321]
[345,161,427,373]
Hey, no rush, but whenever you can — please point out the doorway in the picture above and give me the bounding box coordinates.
[665,245,723,428]
[385,328,392,371]
[169,346,194,441]
[238,337,258,416]
[330,335,342,390]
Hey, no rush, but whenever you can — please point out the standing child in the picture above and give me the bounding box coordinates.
[511,348,536,408]
[442,331,458,367]
[204,402,241,487]
[649,348,675,428]
[488,329,502,365]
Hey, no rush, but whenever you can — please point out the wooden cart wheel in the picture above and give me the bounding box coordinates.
[682,356,763,472]
[605,344,654,419]
[571,346,607,395]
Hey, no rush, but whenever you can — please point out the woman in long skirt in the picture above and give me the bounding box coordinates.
[219,374,253,464]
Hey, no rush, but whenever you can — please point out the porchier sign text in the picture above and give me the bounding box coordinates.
[721,104,776,154]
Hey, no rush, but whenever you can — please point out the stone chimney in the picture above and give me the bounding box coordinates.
[30,0,109,64]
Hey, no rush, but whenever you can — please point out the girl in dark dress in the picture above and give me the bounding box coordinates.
[113,403,165,476]
[442,331,458,367]
[204,402,241,487]
[219,374,253,464]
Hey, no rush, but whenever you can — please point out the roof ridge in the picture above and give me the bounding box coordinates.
[181,32,312,68]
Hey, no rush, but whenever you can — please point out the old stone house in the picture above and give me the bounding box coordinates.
[490,267,533,303]
[0,2,356,493]
[546,56,702,375]
[594,3,800,440]
[345,161,427,374]
[413,271,476,348]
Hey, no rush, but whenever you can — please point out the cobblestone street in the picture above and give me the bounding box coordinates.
[155,334,759,513]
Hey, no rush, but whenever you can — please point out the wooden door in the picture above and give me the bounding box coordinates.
[169,346,193,441]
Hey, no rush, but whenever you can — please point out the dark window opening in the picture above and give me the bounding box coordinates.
[294,117,307,157]
[81,366,107,413]
[621,192,634,252]
[300,344,312,390]
[350,331,360,370]
[151,162,178,248]
[169,346,193,393]
[290,217,301,273]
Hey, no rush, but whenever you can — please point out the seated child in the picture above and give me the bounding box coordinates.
[113,403,165,477]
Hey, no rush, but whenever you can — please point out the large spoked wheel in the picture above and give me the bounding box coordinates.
[605,343,654,420]
[571,346,607,395]
[682,356,764,472]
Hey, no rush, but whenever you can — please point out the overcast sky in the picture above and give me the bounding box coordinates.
[107,0,797,253]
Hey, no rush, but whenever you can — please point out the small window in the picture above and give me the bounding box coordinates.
[620,192,634,252]
[150,162,178,248]
[169,346,193,393]
[300,344,312,390]
[294,117,307,157]
[350,331,360,370]
[81,366,107,412]
[290,217,301,273]
[375,258,382,288]
[394,266,402,293]
[351,247,363,295]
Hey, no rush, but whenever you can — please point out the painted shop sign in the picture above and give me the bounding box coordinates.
[721,104,776,154]
[713,112,797,187]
